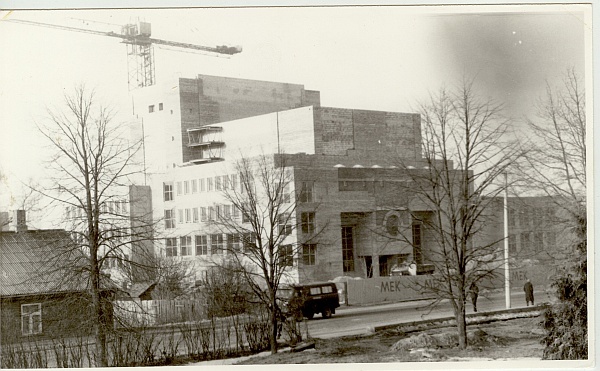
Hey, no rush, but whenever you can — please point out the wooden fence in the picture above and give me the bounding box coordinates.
[113,299,207,327]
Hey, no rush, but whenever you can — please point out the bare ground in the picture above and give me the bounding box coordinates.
[235,316,545,364]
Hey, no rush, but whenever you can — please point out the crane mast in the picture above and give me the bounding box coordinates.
[6,18,242,90]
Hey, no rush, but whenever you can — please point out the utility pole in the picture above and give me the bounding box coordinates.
[504,172,511,308]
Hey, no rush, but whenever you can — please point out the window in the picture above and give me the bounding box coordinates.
[211,234,224,255]
[164,209,175,229]
[165,238,177,257]
[223,205,231,219]
[301,212,315,234]
[21,303,42,335]
[178,209,184,224]
[185,208,191,223]
[222,175,229,190]
[195,235,208,255]
[184,181,190,195]
[231,174,238,190]
[207,178,214,191]
[310,287,321,295]
[534,232,544,252]
[278,213,292,236]
[209,206,215,221]
[302,244,316,265]
[342,226,354,272]
[158,103,163,111]
[232,205,240,219]
[193,208,199,223]
[180,236,191,256]
[176,182,182,196]
[227,234,241,251]
[242,208,251,223]
[191,179,198,194]
[243,232,256,252]
[519,209,530,229]
[200,207,207,222]
[412,223,422,265]
[508,234,517,254]
[148,105,155,113]
[216,204,222,219]
[520,232,531,250]
[508,208,515,227]
[279,244,294,267]
[299,181,314,203]
[121,201,128,214]
[215,176,222,191]
[199,178,205,192]
[282,183,291,203]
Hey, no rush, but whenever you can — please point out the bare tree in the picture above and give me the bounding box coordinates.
[518,67,586,216]
[209,154,321,354]
[389,78,520,349]
[35,86,158,366]
[519,68,588,359]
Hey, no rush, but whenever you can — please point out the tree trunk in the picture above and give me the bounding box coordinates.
[270,295,279,354]
[456,291,468,349]
[91,270,108,367]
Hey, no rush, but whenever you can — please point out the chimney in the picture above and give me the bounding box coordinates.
[14,210,27,232]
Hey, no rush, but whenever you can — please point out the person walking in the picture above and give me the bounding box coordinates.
[524,279,534,306]
[469,282,479,312]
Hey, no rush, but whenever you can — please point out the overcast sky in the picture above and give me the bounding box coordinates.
[0,4,589,214]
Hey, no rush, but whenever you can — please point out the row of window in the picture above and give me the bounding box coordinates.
[163,175,240,201]
[507,231,557,254]
[148,103,164,113]
[65,201,128,219]
[164,179,314,203]
[164,235,317,266]
[507,207,556,229]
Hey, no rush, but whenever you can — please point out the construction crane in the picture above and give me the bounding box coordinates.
[6,18,242,90]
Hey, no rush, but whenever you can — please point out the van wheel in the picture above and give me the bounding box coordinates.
[305,311,314,319]
[322,307,332,318]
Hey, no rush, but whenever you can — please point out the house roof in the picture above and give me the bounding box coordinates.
[0,230,89,297]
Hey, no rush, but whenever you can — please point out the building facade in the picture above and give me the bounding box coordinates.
[131,74,473,285]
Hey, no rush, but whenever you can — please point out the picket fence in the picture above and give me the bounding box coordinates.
[113,299,207,327]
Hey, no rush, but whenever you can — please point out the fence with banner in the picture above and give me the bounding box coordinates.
[341,263,559,306]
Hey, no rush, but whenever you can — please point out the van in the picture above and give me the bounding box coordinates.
[283,282,340,320]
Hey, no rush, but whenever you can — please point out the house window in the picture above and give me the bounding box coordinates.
[200,207,207,222]
[165,238,177,257]
[180,236,191,256]
[508,208,515,227]
[279,244,294,267]
[195,235,208,255]
[148,105,155,113]
[242,208,251,223]
[164,209,175,229]
[223,205,231,219]
[301,212,315,234]
[191,179,198,194]
[158,103,163,111]
[207,178,214,192]
[21,303,42,335]
[232,205,240,219]
[278,213,292,236]
[211,234,224,255]
[299,181,313,203]
[185,208,191,223]
[222,175,229,190]
[199,178,205,192]
[178,209,184,224]
[227,234,241,251]
[215,176,222,191]
[243,232,256,253]
[193,207,199,223]
[342,226,354,272]
[184,181,190,195]
[508,234,517,254]
[302,244,316,265]
[176,182,182,196]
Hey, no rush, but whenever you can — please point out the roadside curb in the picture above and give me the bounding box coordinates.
[369,304,547,334]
